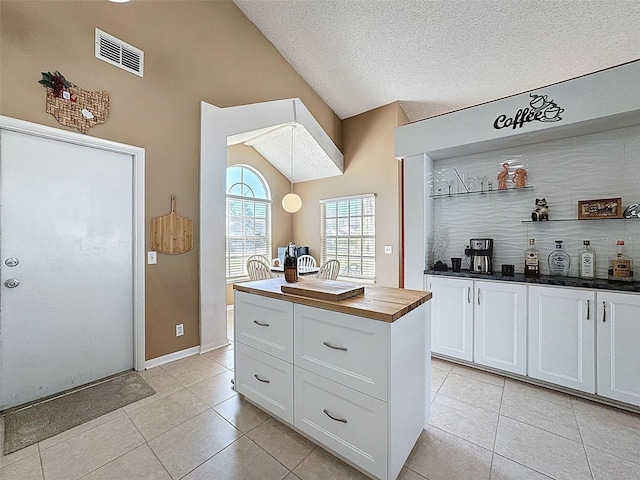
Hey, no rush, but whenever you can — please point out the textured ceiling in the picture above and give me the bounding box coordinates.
[234,0,640,123]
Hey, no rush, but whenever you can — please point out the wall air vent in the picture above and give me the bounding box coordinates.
[95,29,144,77]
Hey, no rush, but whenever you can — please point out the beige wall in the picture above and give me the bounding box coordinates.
[0,0,341,360]
[225,144,292,305]
[294,102,406,288]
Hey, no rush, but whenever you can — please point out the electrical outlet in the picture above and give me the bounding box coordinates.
[384,245,393,254]
[176,324,184,336]
[147,251,157,265]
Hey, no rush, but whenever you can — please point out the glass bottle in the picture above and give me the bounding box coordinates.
[608,240,633,281]
[524,238,540,278]
[284,242,298,283]
[548,240,570,276]
[578,240,596,279]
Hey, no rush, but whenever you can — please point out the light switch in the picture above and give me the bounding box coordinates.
[384,245,393,254]
[147,251,157,265]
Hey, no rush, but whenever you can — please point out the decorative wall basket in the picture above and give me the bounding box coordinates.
[45,86,110,134]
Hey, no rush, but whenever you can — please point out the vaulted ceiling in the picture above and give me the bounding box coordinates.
[234,0,640,123]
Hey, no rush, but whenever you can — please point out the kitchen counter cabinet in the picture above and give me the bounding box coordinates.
[426,276,473,361]
[474,281,527,375]
[597,291,640,406]
[427,276,526,374]
[528,286,596,393]
[233,278,431,480]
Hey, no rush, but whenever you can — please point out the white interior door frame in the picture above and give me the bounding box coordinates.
[199,98,342,353]
[0,115,146,371]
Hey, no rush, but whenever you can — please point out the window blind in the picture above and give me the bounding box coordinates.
[226,165,272,279]
[320,194,375,281]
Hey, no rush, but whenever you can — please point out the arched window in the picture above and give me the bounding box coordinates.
[226,165,272,279]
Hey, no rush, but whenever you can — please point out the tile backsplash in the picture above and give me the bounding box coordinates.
[428,125,640,278]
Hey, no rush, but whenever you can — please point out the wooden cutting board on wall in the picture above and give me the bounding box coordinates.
[150,195,193,254]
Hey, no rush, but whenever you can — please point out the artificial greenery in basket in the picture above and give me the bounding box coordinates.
[38,71,75,98]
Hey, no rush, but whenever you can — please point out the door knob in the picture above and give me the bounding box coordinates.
[4,257,19,267]
[4,278,20,288]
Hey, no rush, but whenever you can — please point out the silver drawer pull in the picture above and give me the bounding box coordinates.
[323,409,347,423]
[253,374,270,383]
[253,320,270,327]
[323,341,347,352]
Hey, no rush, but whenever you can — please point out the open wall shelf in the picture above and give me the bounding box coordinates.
[522,218,640,223]
[430,185,533,199]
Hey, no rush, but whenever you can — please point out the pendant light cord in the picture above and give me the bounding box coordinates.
[290,124,295,194]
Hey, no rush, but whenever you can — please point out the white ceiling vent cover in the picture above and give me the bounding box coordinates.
[95,29,144,77]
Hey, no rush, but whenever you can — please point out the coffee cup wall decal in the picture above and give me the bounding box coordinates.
[494,93,565,130]
[529,94,550,110]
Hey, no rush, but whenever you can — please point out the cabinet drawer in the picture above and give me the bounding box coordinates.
[294,304,388,401]
[235,342,293,424]
[235,291,293,362]
[294,367,388,480]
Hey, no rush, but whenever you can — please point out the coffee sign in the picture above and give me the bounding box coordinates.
[493,93,564,130]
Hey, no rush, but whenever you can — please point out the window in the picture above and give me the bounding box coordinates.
[226,165,271,279]
[320,194,375,281]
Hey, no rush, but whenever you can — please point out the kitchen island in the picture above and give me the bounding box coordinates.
[233,277,432,480]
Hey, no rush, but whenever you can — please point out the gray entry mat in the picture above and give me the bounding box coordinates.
[3,371,155,454]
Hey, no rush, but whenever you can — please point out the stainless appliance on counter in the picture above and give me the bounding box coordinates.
[465,238,494,274]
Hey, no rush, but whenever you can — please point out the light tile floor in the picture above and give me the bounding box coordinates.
[3,312,640,480]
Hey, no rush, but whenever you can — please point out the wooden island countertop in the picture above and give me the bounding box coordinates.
[233,277,432,322]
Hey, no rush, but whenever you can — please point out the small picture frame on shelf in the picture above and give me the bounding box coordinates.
[577,198,623,219]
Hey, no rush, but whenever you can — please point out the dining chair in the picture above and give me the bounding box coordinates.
[297,254,317,269]
[316,259,340,280]
[247,259,275,280]
[247,254,270,267]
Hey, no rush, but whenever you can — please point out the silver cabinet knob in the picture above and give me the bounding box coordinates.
[4,257,19,267]
[4,278,20,288]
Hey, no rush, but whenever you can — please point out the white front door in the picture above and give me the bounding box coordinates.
[0,129,135,409]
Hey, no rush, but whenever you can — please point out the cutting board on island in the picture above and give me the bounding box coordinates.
[150,195,193,254]
[281,279,364,301]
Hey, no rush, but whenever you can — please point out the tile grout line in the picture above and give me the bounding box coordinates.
[428,424,494,455]
[487,376,508,480]
[176,434,247,480]
[123,405,168,480]
[436,391,501,415]
[244,426,308,475]
[37,441,45,480]
[496,411,586,444]
[570,397,596,480]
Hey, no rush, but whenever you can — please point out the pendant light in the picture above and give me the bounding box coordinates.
[282,123,302,213]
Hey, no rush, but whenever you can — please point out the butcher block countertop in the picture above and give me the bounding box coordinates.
[233,277,432,322]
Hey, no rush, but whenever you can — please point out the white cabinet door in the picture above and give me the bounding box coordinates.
[597,291,640,407]
[528,286,595,393]
[474,281,527,375]
[427,276,474,361]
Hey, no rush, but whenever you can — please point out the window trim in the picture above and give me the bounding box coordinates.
[225,165,272,280]
[320,193,376,282]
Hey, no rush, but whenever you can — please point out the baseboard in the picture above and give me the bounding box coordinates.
[200,339,231,354]
[144,346,200,370]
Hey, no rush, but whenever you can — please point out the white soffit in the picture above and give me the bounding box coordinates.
[226,100,343,183]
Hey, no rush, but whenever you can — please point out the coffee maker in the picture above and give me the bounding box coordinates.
[465,238,494,274]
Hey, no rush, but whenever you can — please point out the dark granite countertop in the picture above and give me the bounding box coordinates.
[424,269,640,293]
